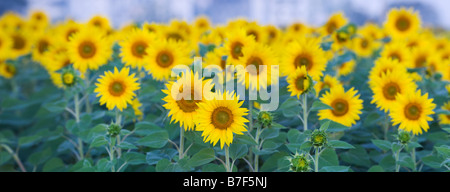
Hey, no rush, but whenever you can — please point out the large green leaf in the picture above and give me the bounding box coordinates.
[187,148,216,167]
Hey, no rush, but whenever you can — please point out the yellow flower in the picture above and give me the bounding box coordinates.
[281,37,327,80]
[318,86,363,127]
[87,15,111,32]
[314,75,342,97]
[67,25,113,73]
[369,57,407,84]
[351,35,380,57]
[119,28,155,69]
[29,11,49,26]
[0,32,12,60]
[196,91,249,149]
[132,98,144,121]
[384,7,421,39]
[237,43,278,91]
[203,46,234,84]
[286,22,311,35]
[286,66,311,99]
[0,61,16,79]
[9,31,32,59]
[32,33,53,63]
[407,46,431,68]
[322,12,348,35]
[144,39,191,81]
[193,16,211,32]
[94,67,140,111]
[439,102,450,125]
[359,23,384,40]
[370,70,417,113]
[337,60,356,77]
[142,22,159,34]
[390,89,436,135]
[162,71,214,131]
[58,20,81,43]
[223,28,256,65]
[380,40,410,66]
[244,22,265,43]
[49,71,63,88]
[264,25,281,45]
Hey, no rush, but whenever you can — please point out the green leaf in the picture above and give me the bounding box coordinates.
[229,144,248,160]
[372,139,392,151]
[318,148,339,167]
[310,100,333,111]
[325,121,350,132]
[319,121,331,132]
[28,147,52,166]
[279,98,300,118]
[122,152,147,165]
[328,140,354,149]
[271,122,286,129]
[43,100,67,113]
[87,124,108,141]
[95,158,112,172]
[202,163,227,172]
[391,143,402,153]
[368,165,384,172]
[435,146,450,157]
[319,166,350,172]
[340,145,372,168]
[136,126,169,149]
[118,142,137,150]
[259,128,279,140]
[18,135,42,147]
[90,136,108,148]
[146,150,169,165]
[43,158,65,172]
[187,148,215,167]
[363,112,381,127]
[235,134,257,146]
[134,121,162,136]
[422,155,444,169]
[0,151,12,165]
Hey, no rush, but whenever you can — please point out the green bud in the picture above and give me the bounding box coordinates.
[61,69,77,87]
[310,129,328,148]
[397,130,411,145]
[107,123,121,137]
[290,153,311,172]
[257,111,273,127]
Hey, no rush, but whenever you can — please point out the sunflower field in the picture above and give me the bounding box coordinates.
[0,8,449,173]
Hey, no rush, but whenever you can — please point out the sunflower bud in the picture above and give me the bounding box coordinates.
[397,130,411,145]
[289,153,311,172]
[107,123,121,137]
[310,129,328,148]
[257,111,273,127]
[61,69,77,87]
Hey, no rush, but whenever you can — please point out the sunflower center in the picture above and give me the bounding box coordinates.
[295,76,307,91]
[211,107,234,130]
[382,82,401,100]
[331,99,349,117]
[12,35,25,50]
[321,83,331,90]
[327,22,337,34]
[176,98,199,113]
[63,59,71,67]
[231,42,243,59]
[395,17,411,32]
[131,41,148,58]
[415,56,427,68]
[38,40,49,54]
[66,29,78,41]
[5,65,16,75]
[167,33,183,42]
[220,59,226,70]
[156,51,174,68]
[247,30,258,41]
[389,53,401,62]
[361,39,369,49]
[336,31,349,43]
[294,54,312,70]
[109,81,126,97]
[404,103,421,120]
[246,56,263,75]
[78,41,96,59]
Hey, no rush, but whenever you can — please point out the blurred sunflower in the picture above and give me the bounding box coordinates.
[67,26,113,73]
[369,57,407,82]
[337,60,356,77]
[32,33,53,63]
[281,37,327,80]
[144,39,191,81]
[438,102,450,125]
[94,67,140,111]
[162,71,214,131]
[119,28,154,69]
[407,46,432,69]
[0,32,12,60]
[322,12,348,35]
[87,15,111,32]
[203,46,234,84]
[223,28,256,65]
[196,91,248,149]
[58,20,81,43]
[390,89,436,135]
[380,40,409,66]
[9,30,32,59]
[264,25,281,45]
[351,35,380,57]
[131,98,144,121]
[142,22,159,34]
[0,61,16,79]
[286,66,312,99]
[384,7,421,39]
[318,86,363,127]
[314,75,342,97]
[370,70,417,112]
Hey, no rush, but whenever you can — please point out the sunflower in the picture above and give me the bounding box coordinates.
[407,46,432,68]
[49,71,63,88]
[286,66,312,99]
[158,21,189,43]
[142,22,159,34]
[0,61,16,79]
[162,71,214,131]
[67,26,113,73]
[280,37,327,80]
[330,30,351,51]
[236,43,278,91]
[29,11,49,26]
[223,28,256,65]
[439,102,450,125]
[337,60,356,77]
[42,42,72,72]
[318,86,363,127]
[390,89,436,135]
[9,31,32,59]
[196,91,249,149]
[287,22,311,35]
[244,22,265,43]
[32,33,53,63]
[314,75,342,97]
[264,25,281,45]
[58,20,81,43]
[193,16,211,32]
[87,15,111,32]
[119,28,154,69]
[384,7,421,39]
[203,46,234,84]
[351,35,380,57]
[369,57,407,83]
[370,70,417,112]
[380,40,410,66]
[0,32,12,60]
[131,98,144,121]
[144,39,191,81]
[359,23,384,41]
[322,12,348,35]
[94,67,140,111]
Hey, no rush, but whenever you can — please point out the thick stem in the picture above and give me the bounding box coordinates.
[110,138,116,172]
[179,128,185,160]
[411,148,417,172]
[394,145,404,172]
[84,71,92,114]
[225,145,231,172]
[254,125,262,172]
[314,147,320,172]
[302,94,308,131]
[74,94,84,160]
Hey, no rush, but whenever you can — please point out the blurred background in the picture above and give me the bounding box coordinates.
[1,0,449,29]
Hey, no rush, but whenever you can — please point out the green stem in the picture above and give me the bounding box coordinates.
[314,148,320,172]
[394,145,404,172]
[248,101,253,132]
[109,139,116,172]
[0,144,26,172]
[179,128,185,160]
[384,114,390,140]
[115,109,122,126]
[254,125,262,172]
[302,94,308,131]
[225,145,231,172]
[74,94,84,160]
[411,147,417,172]
[84,71,92,114]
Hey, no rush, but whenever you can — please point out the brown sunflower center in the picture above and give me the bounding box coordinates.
[389,53,401,62]
[231,42,243,59]
[12,35,26,50]
[167,32,183,42]
[66,29,78,41]
[327,22,337,34]
[415,56,427,68]
[395,16,411,32]
[331,99,349,117]
[404,103,421,120]
[247,30,259,41]
[361,39,369,49]
[295,76,307,91]
[131,41,148,58]
[38,40,49,54]
[382,82,401,100]
[78,41,96,59]
[109,81,126,97]
[156,51,174,68]
[246,56,263,75]
[211,107,234,130]
[5,64,16,75]
[294,54,312,70]
[336,31,349,43]
[321,82,331,90]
